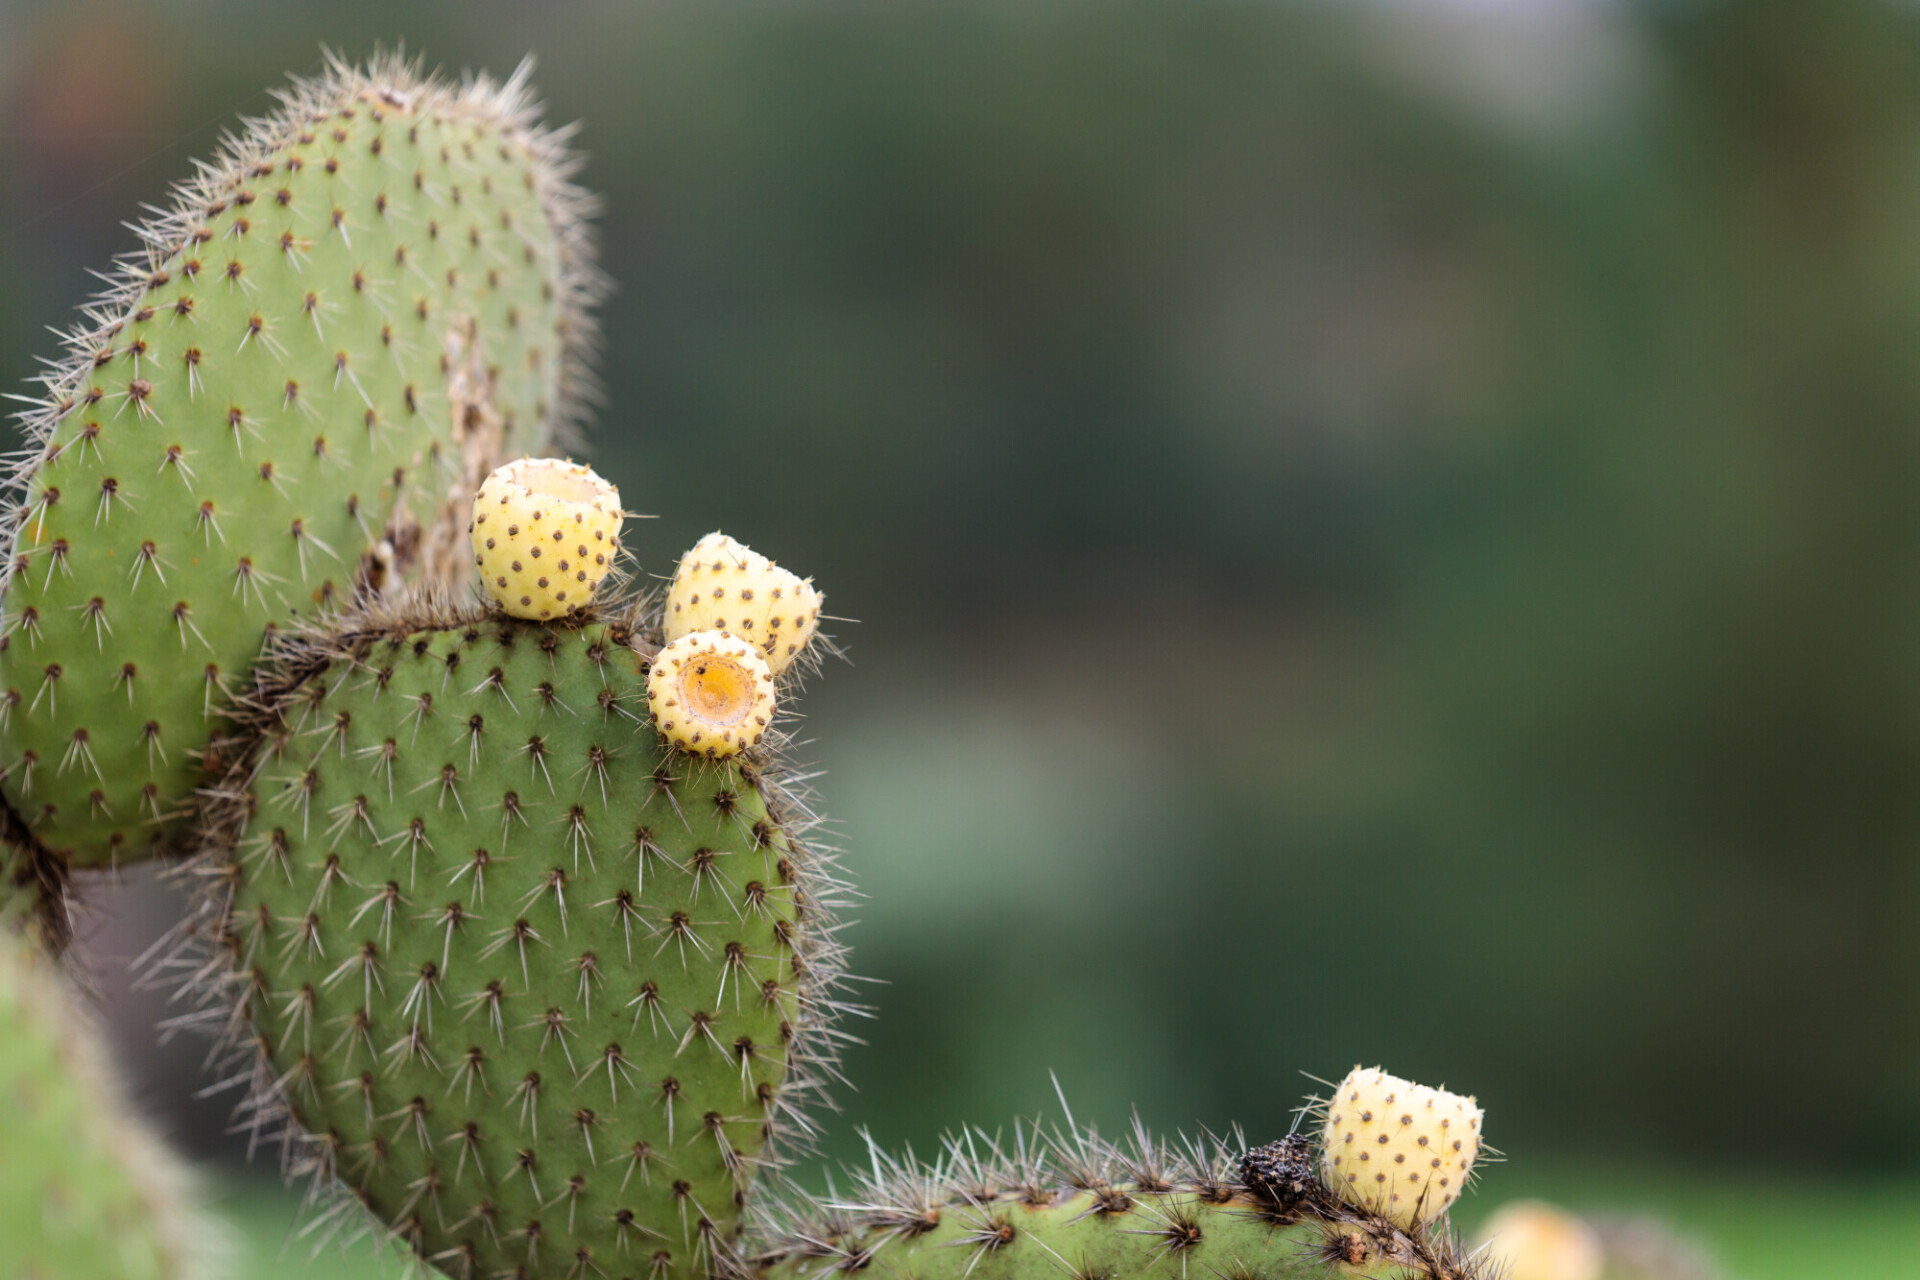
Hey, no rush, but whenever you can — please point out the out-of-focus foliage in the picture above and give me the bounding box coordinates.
[0,0,1915,1183]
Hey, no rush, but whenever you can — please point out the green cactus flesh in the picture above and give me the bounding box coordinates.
[0,931,210,1280]
[747,1129,1489,1280]
[0,54,597,870]
[204,608,836,1280]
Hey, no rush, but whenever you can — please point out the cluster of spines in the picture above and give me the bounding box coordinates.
[743,1114,1487,1280]
[152,590,858,1279]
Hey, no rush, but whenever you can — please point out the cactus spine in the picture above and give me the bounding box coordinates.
[0,930,216,1280]
[0,52,599,874]
[178,594,846,1279]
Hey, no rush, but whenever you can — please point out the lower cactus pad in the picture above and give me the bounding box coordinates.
[747,1123,1489,1280]
[189,601,844,1279]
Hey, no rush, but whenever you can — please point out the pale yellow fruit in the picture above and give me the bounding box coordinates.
[1474,1202,1604,1280]
[647,629,778,758]
[664,531,823,676]
[1321,1065,1483,1230]
[470,457,622,620]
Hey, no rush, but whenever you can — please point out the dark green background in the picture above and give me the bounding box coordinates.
[2,0,1916,1236]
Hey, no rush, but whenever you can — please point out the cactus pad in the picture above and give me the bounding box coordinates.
[747,1119,1491,1280]
[188,600,842,1279]
[0,931,214,1280]
[0,52,600,869]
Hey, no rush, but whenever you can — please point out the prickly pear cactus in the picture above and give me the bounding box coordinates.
[0,930,216,1280]
[185,597,844,1280]
[746,1121,1493,1280]
[0,52,599,872]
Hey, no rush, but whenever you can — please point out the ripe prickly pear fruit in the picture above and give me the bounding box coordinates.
[1474,1202,1604,1280]
[0,930,217,1280]
[190,602,842,1280]
[748,1116,1490,1280]
[0,52,600,870]
[1321,1065,1483,1230]
[664,534,822,677]
[649,631,777,759]
[471,457,623,619]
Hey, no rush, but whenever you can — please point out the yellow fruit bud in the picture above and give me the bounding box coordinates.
[647,630,777,758]
[470,457,622,620]
[1474,1202,1604,1280]
[664,531,823,676]
[1321,1065,1483,1230]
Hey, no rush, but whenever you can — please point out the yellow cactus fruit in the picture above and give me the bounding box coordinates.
[664,531,823,676]
[470,457,623,620]
[1474,1202,1604,1280]
[647,629,778,758]
[1320,1064,1483,1230]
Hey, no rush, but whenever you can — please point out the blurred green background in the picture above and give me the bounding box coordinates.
[3,0,1918,1275]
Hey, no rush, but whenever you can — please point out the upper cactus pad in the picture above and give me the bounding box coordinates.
[0,53,599,869]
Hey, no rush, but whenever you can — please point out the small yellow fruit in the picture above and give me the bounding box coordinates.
[1321,1065,1483,1230]
[470,457,622,620]
[1474,1202,1604,1280]
[664,531,823,676]
[647,630,777,758]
